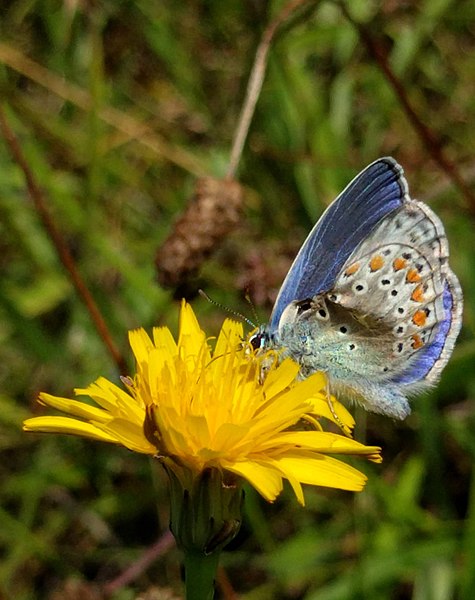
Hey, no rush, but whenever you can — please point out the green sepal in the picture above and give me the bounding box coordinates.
[160,457,244,554]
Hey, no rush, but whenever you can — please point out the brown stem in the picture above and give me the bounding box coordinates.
[217,565,239,600]
[0,105,127,374]
[338,2,475,212]
[227,0,318,178]
[102,531,174,595]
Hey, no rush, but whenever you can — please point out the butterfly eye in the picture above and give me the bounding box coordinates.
[249,332,268,351]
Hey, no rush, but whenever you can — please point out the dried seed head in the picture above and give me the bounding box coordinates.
[156,177,243,288]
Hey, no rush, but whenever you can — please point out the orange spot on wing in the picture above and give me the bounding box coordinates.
[393,257,407,271]
[369,255,385,271]
[411,285,424,302]
[412,309,427,327]
[406,268,421,283]
[411,334,424,349]
[344,262,360,276]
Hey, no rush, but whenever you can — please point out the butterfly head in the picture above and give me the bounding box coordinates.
[249,327,271,352]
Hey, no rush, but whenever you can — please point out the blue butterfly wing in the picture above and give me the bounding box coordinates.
[270,157,408,330]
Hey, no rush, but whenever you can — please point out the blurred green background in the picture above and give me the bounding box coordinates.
[1,1,474,598]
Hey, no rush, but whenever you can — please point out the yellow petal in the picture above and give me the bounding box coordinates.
[178,300,207,357]
[95,418,156,454]
[273,452,367,492]
[212,422,250,452]
[270,462,305,505]
[23,416,118,443]
[262,358,300,398]
[214,319,244,357]
[222,459,283,502]
[152,325,178,356]
[74,378,123,411]
[304,370,327,391]
[38,393,111,423]
[307,394,355,430]
[259,431,381,458]
[129,328,154,365]
[77,378,145,422]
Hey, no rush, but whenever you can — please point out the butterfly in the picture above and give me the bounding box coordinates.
[251,157,463,419]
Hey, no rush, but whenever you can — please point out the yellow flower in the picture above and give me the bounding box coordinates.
[24,301,380,505]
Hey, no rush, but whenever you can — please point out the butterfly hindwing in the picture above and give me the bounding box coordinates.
[331,199,462,387]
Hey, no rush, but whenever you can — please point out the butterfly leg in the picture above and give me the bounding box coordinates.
[325,378,353,437]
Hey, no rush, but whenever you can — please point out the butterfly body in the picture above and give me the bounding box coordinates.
[254,158,462,419]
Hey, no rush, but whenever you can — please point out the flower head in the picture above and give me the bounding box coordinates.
[24,301,380,506]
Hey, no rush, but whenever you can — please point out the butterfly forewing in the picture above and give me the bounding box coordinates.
[270,158,408,330]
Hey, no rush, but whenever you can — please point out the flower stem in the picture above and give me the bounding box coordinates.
[184,550,220,600]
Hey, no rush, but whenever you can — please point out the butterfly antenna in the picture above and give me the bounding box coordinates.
[244,290,261,327]
[198,289,256,328]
